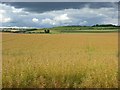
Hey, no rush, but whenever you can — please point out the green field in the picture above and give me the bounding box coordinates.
[27,26,118,34]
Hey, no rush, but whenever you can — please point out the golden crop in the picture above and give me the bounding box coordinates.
[2,32,118,88]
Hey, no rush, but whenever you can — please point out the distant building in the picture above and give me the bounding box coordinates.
[10,30,20,33]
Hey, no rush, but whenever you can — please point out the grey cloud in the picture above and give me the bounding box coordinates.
[1,0,119,2]
[2,2,118,13]
[0,2,118,28]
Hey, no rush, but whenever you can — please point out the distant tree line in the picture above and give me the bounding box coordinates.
[26,28,37,31]
[57,24,119,27]
[92,24,118,27]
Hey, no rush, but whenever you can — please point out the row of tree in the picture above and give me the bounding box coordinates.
[57,24,119,27]
[92,24,118,27]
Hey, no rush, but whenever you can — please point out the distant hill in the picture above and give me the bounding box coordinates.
[32,24,118,34]
[48,25,118,31]
[1,24,119,34]
[92,24,118,27]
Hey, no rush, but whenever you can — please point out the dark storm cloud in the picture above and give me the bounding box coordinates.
[0,2,118,28]
[3,2,118,13]
[1,0,119,2]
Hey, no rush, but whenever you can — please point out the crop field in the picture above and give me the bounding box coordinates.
[2,32,118,88]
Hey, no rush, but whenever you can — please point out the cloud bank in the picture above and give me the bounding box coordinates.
[0,3,118,28]
[1,0,119,2]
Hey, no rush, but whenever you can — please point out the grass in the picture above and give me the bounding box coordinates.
[27,26,118,34]
[30,29,118,34]
[2,32,118,88]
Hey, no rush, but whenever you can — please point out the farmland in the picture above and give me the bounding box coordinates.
[1,25,119,34]
[2,32,118,88]
[28,26,118,34]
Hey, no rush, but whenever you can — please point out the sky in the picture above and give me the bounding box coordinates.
[1,0,120,2]
[0,2,118,28]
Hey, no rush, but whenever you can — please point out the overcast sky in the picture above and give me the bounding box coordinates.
[0,2,118,28]
[1,0,119,2]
